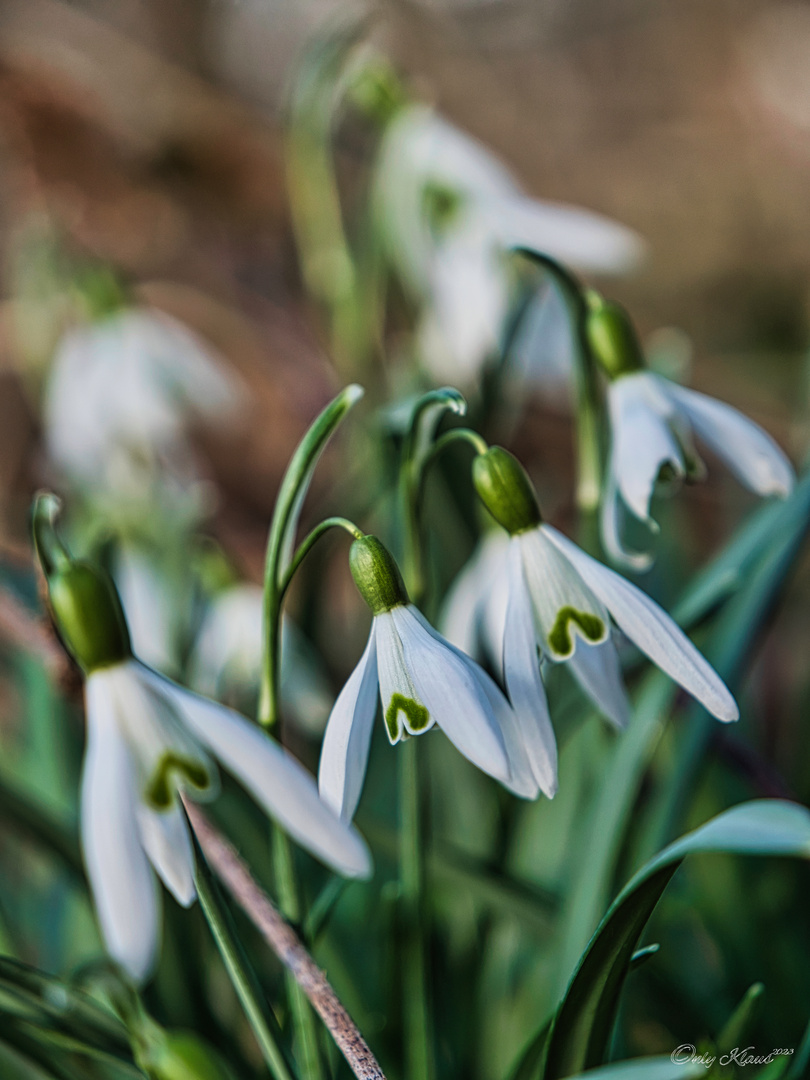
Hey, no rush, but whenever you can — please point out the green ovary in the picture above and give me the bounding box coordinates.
[145,753,211,810]
[385,693,430,741]
[547,607,606,659]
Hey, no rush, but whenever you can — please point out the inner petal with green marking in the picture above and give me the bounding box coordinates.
[145,752,213,811]
[385,693,430,742]
[547,606,607,659]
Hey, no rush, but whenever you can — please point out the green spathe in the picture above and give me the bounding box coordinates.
[48,561,132,674]
[472,447,542,535]
[586,297,645,379]
[350,535,409,615]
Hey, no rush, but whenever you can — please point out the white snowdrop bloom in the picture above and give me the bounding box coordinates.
[189,584,333,735]
[44,307,242,498]
[468,447,739,789]
[40,552,371,984]
[588,301,796,569]
[114,544,179,674]
[440,529,511,673]
[373,104,644,380]
[318,535,544,821]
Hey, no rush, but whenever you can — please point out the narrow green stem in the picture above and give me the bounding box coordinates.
[514,251,603,512]
[273,827,324,1080]
[280,517,364,602]
[192,830,297,1080]
[399,738,433,1080]
[31,493,71,578]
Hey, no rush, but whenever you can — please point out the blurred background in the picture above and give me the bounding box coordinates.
[0,2,809,1077]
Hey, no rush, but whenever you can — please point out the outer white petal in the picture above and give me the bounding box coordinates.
[600,464,655,573]
[517,529,609,660]
[489,194,646,275]
[504,542,559,797]
[566,637,631,729]
[136,802,196,907]
[145,673,372,879]
[82,672,159,981]
[318,627,379,822]
[409,607,538,799]
[663,379,795,497]
[609,373,685,523]
[390,606,511,784]
[541,526,739,722]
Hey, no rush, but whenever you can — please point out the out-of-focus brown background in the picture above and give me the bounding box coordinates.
[0,0,808,541]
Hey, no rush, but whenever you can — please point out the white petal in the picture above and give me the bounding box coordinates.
[489,195,646,275]
[148,674,372,879]
[504,542,559,797]
[600,464,655,573]
[136,802,196,907]
[517,530,609,660]
[542,526,739,722]
[566,637,631,729]
[318,627,379,822]
[664,379,795,497]
[609,373,685,524]
[374,612,435,743]
[409,607,538,799]
[389,606,511,783]
[82,672,159,982]
[440,531,510,672]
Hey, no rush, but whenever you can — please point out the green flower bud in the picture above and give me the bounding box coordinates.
[585,296,645,379]
[138,1031,233,1080]
[48,562,131,674]
[350,535,409,616]
[472,447,542,535]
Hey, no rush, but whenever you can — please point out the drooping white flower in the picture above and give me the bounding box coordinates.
[602,370,796,569]
[33,530,372,984]
[373,104,644,381]
[467,447,739,792]
[440,529,510,672]
[44,307,242,502]
[318,535,545,820]
[189,583,334,735]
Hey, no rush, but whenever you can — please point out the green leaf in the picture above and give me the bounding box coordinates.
[191,830,298,1080]
[543,800,810,1080]
[562,1058,705,1080]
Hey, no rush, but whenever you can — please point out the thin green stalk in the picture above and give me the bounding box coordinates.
[280,517,364,602]
[399,738,433,1080]
[272,828,325,1080]
[514,251,603,513]
[192,829,297,1080]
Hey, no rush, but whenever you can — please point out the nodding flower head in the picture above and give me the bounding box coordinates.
[472,447,542,535]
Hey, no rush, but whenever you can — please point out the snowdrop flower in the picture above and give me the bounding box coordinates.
[373,104,644,381]
[189,583,333,735]
[37,520,370,983]
[466,447,739,787]
[587,299,796,569]
[44,307,242,502]
[319,534,543,820]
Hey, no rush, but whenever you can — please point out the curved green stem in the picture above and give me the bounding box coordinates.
[31,493,71,578]
[279,517,364,603]
[514,250,603,513]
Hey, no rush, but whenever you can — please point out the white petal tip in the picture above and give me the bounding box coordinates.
[344,384,365,404]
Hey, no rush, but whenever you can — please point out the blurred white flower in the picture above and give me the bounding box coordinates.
[603,371,796,569]
[373,105,644,381]
[319,601,541,822]
[44,307,242,502]
[83,658,372,982]
[114,544,179,674]
[189,584,334,735]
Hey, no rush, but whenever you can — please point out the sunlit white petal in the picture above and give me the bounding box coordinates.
[664,379,795,497]
[503,541,558,797]
[542,525,739,722]
[319,627,380,821]
[83,672,159,981]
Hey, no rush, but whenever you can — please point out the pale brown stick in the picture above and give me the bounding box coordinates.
[184,800,387,1080]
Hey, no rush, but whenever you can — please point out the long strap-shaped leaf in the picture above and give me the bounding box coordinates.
[542,800,810,1080]
[562,1058,705,1080]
